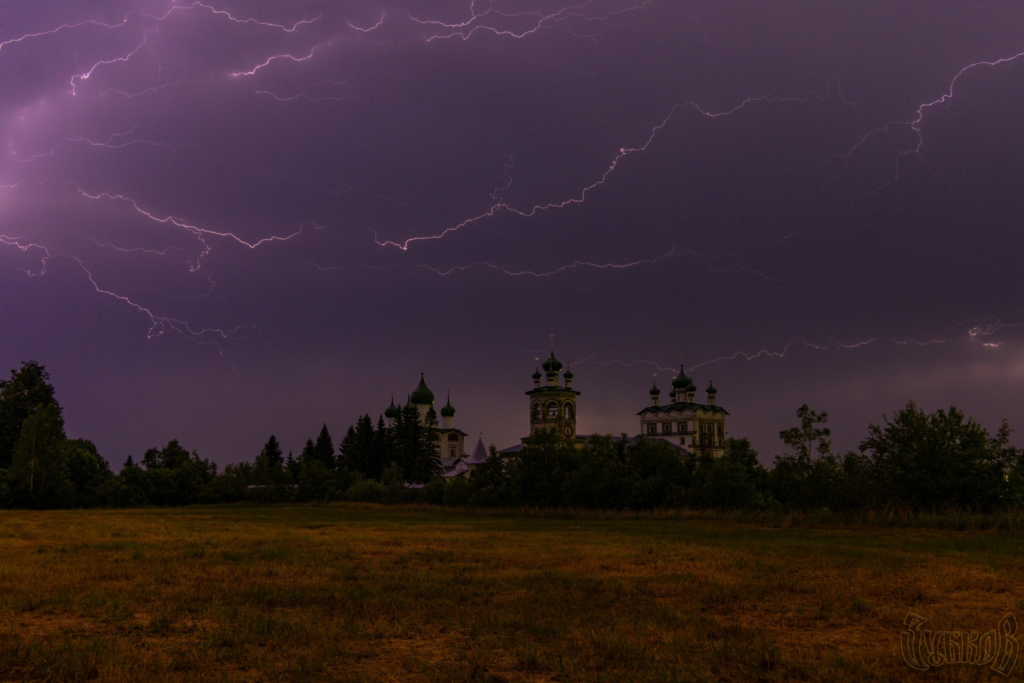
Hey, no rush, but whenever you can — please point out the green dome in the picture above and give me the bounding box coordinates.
[563,368,573,379]
[532,369,542,380]
[686,380,697,393]
[649,381,660,395]
[542,352,563,373]
[384,399,399,418]
[410,373,434,405]
[440,395,455,417]
[672,365,689,389]
[706,381,717,395]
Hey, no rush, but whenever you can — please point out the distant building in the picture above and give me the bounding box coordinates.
[384,373,468,460]
[442,436,490,478]
[497,355,728,459]
[637,365,728,457]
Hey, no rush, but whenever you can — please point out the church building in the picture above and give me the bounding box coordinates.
[383,373,468,460]
[637,365,729,457]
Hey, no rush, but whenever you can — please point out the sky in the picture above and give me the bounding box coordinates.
[1,0,1023,467]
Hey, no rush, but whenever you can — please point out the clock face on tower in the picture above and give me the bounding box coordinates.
[564,424,573,437]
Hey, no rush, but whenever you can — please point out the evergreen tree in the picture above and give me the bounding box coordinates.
[124,455,134,468]
[372,415,390,481]
[10,403,70,507]
[314,424,335,469]
[354,415,375,475]
[300,438,316,465]
[261,435,283,470]
[0,361,63,468]
[285,451,300,479]
[339,425,358,472]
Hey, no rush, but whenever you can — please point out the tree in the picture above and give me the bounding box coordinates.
[285,451,300,479]
[63,438,113,507]
[402,405,441,484]
[0,361,62,468]
[136,440,217,506]
[314,424,335,469]
[860,402,1019,510]
[300,438,316,465]
[779,404,832,462]
[261,435,283,470]
[9,403,70,507]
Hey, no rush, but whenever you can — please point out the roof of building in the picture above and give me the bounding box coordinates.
[649,381,661,395]
[563,368,573,379]
[637,402,730,416]
[672,365,689,389]
[526,385,581,396]
[410,373,434,405]
[541,352,563,373]
[467,436,488,463]
[532,369,542,380]
[498,434,690,457]
[384,398,399,418]
[706,380,717,395]
[440,394,455,417]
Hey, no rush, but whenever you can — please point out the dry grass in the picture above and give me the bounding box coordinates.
[1,505,1023,682]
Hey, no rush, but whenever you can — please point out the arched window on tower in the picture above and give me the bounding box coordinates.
[564,403,574,420]
[532,402,541,421]
[547,401,559,418]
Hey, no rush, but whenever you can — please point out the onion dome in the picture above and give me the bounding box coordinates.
[440,395,456,417]
[384,398,399,418]
[671,365,689,389]
[649,381,661,395]
[410,373,434,405]
[403,395,412,410]
[706,381,717,395]
[563,368,573,380]
[686,379,698,393]
[532,368,542,380]
[542,352,563,373]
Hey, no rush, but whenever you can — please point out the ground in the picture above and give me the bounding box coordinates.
[1,505,1022,682]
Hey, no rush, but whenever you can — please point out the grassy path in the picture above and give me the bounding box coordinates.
[1,505,1022,681]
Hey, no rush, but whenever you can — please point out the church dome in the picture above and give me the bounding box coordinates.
[440,397,456,417]
[410,373,434,405]
[384,399,399,418]
[532,369,542,380]
[649,381,661,395]
[542,353,563,373]
[706,381,717,395]
[672,366,689,389]
[563,368,573,379]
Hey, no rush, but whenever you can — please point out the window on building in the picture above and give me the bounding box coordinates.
[647,423,656,435]
[532,402,541,420]
[662,422,672,434]
[447,433,459,442]
[678,421,687,433]
[565,403,574,420]
[547,401,559,417]
[717,424,724,435]
[449,447,456,458]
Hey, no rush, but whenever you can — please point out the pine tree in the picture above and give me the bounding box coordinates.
[373,415,390,481]
[285,451,300,478]
[261,435,283,470]
[300,438,316,465]
[314,425,335,469]
[354,415,374,476]
[339,425,358,472]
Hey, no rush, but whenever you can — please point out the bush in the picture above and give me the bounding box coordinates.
[347,480,388,503]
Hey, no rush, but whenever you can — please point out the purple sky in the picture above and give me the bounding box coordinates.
[2,0,1023,466]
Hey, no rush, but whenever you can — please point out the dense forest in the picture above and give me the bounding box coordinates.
[1,361,1022,511]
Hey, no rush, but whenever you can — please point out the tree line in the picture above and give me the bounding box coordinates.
[1,360,1023,511]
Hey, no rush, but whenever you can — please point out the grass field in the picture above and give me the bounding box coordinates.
[1,505,1022,682]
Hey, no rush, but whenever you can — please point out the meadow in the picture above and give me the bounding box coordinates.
[1,505,1022,682]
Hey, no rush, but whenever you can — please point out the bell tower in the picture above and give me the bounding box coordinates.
[526,351,579,440]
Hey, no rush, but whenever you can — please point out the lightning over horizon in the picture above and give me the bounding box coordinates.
[2,0,1023,461]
